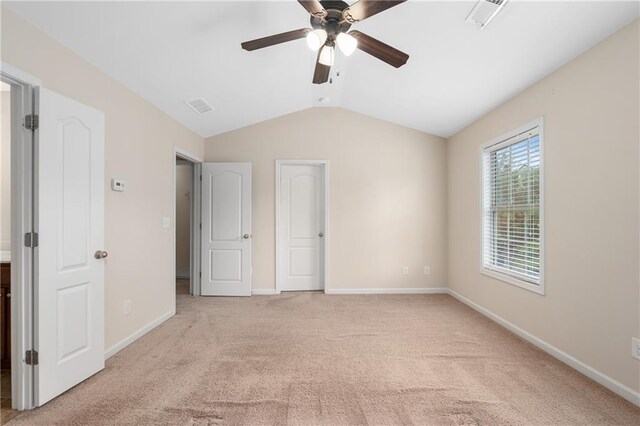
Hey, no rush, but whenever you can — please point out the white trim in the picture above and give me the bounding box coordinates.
[251,289,277,295]
[275,160,329,295]
[479,116,545,296]
[191,163,202,296]
[325,287,449,295]
[447,289,640,407]
[2,65,38,410]
[104,310,174,359]
[1,62,41,87]
[172,146,202,307]
[174,147,203,164]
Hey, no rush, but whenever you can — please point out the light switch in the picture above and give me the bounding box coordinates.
[162,216,171,228]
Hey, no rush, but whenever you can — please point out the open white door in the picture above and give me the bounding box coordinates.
[201,163,251,296]
[36,88,105,406]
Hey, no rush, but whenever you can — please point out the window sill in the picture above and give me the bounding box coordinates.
[480,267,545,295]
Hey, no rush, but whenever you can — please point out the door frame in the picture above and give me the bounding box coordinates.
[275,160,329,294]
[1,62,41,410]
[173,147,202,304]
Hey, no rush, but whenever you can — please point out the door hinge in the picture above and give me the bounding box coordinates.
[200,175,202,182]
[25,114,39,131]
[24,232,39,248]
[25,350,39,366]
[199,271,202,278]
[199,223,202,230]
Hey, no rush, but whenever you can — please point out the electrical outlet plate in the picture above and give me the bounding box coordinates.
[632,337,640,360]
[111,178,125,192]
[124,299,132,316]
[424,266,431,275]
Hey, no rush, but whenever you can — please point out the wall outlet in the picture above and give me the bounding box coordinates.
[110,178,126,192]
[424,266,431,275]
[632,337,640,360]
[402,266,409,275]
[124,299,132,316]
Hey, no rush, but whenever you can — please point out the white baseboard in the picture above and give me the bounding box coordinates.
[325,287,449,295]
[251,289,277,295]
[104,310,174,360]
[447,288,640,407]
[251,288,449,295]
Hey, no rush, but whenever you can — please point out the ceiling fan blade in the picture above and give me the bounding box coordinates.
[241,28,310,51]
[298,0,327,18]
[343,0,406,23]
[348,30,409,68]
[312,50,330,84]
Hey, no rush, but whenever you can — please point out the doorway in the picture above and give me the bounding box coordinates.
[175,158,193,296]
[173,148,202,304]
[0,80,18,423]
[276,160,329,293]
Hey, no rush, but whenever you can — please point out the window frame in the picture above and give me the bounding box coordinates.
[479,117,545,295]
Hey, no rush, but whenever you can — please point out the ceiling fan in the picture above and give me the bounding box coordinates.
[241,0,409,84]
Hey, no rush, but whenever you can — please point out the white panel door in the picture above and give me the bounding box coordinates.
[280,165,324,291]
[37,88,105,406]
[201,163,251,296]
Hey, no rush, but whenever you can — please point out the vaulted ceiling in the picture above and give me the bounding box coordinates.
[5,1,638,138]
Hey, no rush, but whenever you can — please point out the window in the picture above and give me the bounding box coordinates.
[481,118,544,294]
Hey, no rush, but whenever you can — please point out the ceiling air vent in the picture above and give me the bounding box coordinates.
[466,0,508,29]
[185,98,214,115]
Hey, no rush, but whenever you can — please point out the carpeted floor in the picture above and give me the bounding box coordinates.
[7,280,640,425]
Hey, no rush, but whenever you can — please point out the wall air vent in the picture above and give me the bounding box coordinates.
[185,98,214,115]
[466,0,508,29]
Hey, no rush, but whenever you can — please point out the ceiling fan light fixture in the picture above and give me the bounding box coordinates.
[319,45,334,66]
[306,29,328,51]
[336,33,358,56]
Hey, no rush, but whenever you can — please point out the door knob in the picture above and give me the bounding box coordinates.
[243,234,250,239]
[94,250,108,259]
[318,232,324,237]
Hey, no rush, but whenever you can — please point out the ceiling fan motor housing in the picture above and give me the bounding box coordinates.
[311,0,352,40]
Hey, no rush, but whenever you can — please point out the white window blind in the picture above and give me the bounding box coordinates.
[482,123,542,288]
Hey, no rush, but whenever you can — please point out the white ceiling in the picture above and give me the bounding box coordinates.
[5,1,638,138]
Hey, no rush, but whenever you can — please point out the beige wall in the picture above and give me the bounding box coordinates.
[447,20,640,392]
[175,163,192,272]
[0,91,10,252]
[205,107,447,292]
[1,8,204,350]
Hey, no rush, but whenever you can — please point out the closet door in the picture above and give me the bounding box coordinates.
[200,163,251,296]
[279,164,324,292]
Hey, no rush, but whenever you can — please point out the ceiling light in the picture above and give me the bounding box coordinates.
[466,0,508,29]
[336,33,358,56]
[319,45,334,66]
[306,29,327,51]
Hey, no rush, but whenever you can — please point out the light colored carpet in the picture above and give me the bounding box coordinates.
[8,281,640,425]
